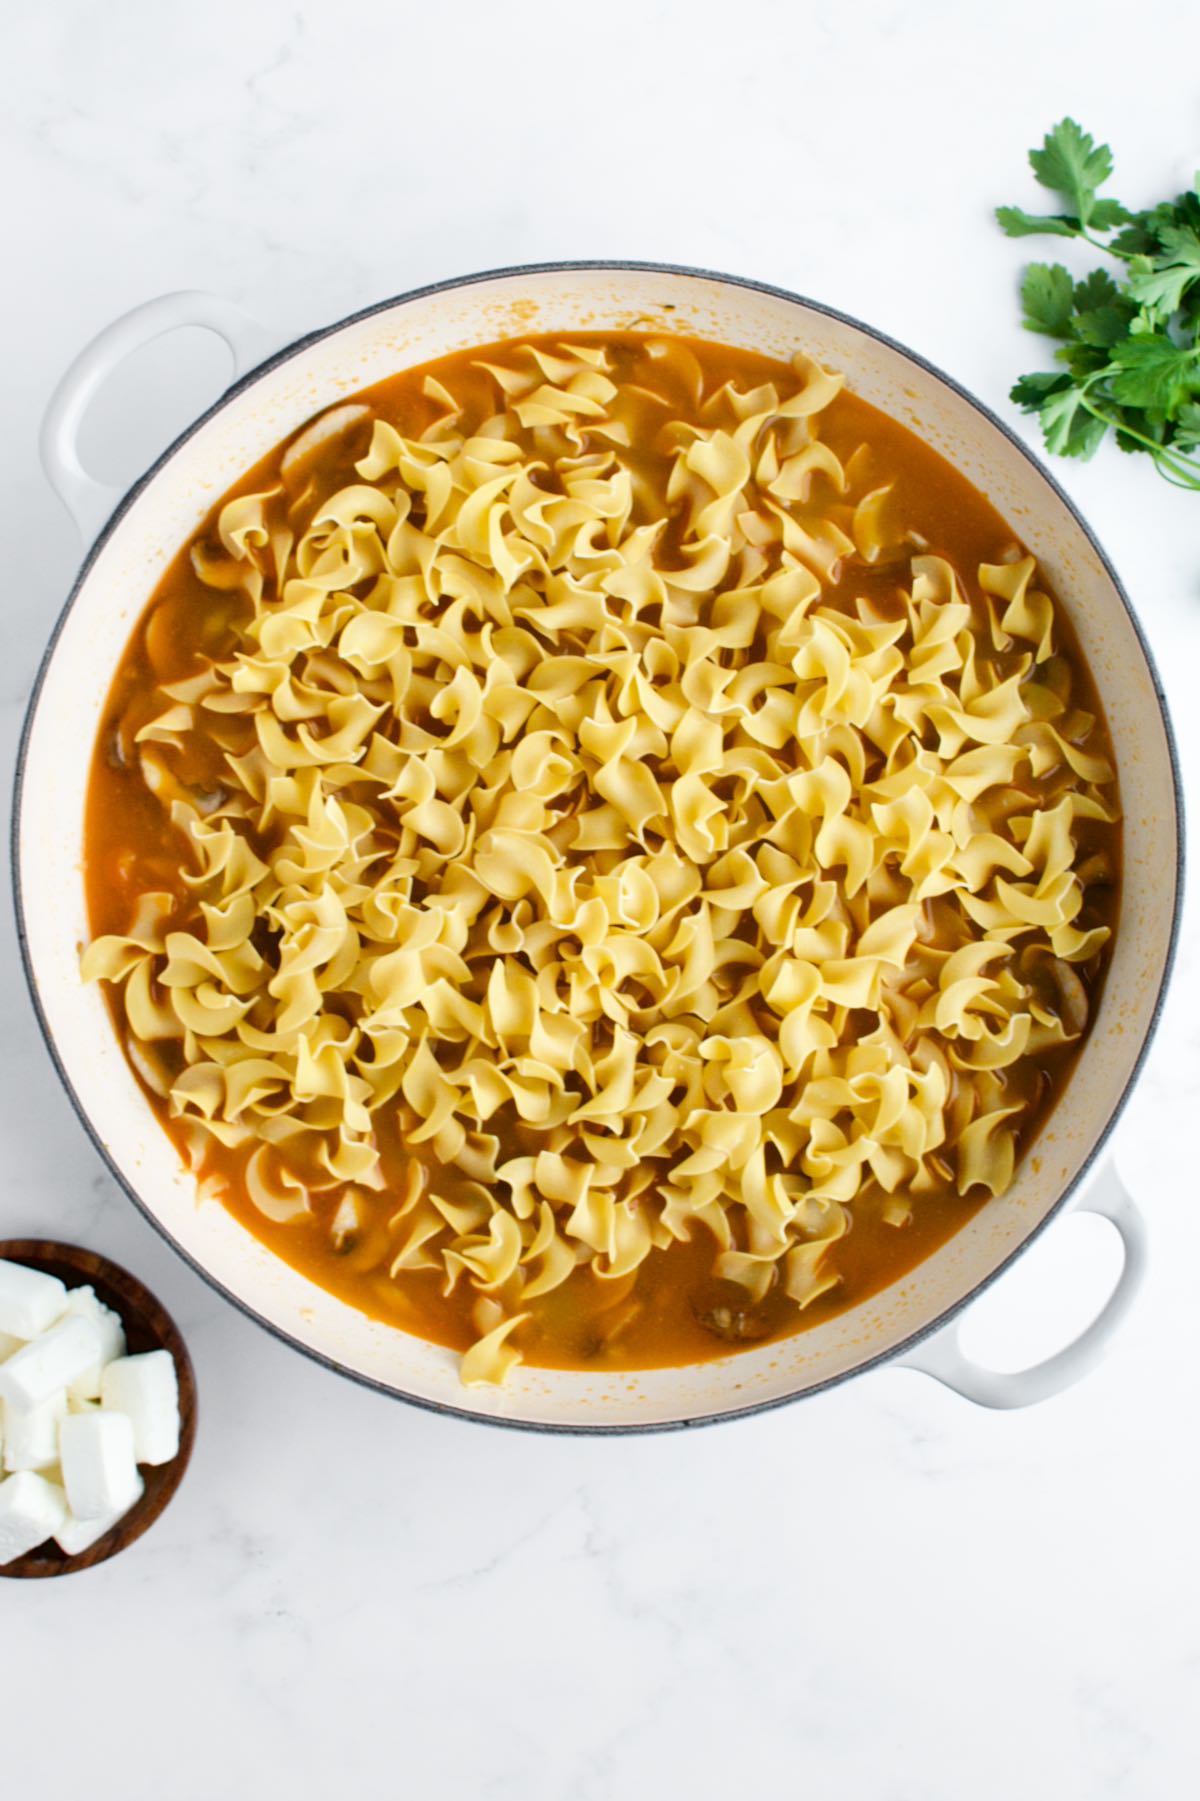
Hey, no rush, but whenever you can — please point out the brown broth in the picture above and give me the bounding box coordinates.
[83,332,1121,1372]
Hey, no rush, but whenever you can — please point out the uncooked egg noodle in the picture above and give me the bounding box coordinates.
[82,339,1119,1384]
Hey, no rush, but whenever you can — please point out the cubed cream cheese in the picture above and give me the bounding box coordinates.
[0,1261,69,1340]
[0,1470,68,1563]
[0,1316,104,1412]
[2,1390,67,1473]
[0,1266,180,1559]
[54,1479,144,1557]
[59,1411,141,1521]
[63,1287,127,1401]
[100,1351,180,1465]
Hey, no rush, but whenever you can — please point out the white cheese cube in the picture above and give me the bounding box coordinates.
[0,1470,68,1563]
[62,1287,127,1400]
[54,1479,144,1557]
[0,1261,69,1340]
[100,1351,180,1465]
[0,1316,104,1412]
[59,1411,141,1520]
[0,1329,23,1362]
[3,1390,67,1472]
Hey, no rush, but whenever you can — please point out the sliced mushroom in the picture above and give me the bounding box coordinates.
[1076,851,1114,889]
[330,1190,364,1254]
[280,405,371,484]
[692,1301,774,1343]
[1047,957,1089,1036]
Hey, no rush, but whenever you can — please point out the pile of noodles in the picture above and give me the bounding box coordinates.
[84,339,1119,1383]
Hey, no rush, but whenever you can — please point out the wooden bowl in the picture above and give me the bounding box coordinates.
[0,1241,196,1578]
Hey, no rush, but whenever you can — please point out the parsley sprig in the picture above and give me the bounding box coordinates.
[998,119,1200,491]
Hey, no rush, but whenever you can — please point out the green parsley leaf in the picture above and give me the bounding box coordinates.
[1073,269,1120,308]
[995,206,1081,239]
[1175,402,1200,450]
[1157,222,1200,265]
[1039,385,1108,458]
[1054,341,1113,379]
[1127,263,1198,315]
[1072,305,1134,348]
[1070,269,1134,346]
[1028,118,1114,227]
[1111,217,1163,257]
[1020,263,1076,335]
[1178,189,1200,229]
[1109,336,1200,412]
[1126,223,1200,314]
[1010,372,1072,411]
[1087,198,1132,231]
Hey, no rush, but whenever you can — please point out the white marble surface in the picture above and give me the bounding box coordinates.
[3,1,1198,1793]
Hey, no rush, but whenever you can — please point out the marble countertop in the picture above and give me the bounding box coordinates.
[3,2,1197,1794]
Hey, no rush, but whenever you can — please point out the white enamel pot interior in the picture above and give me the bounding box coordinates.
[15,264,1182,1430]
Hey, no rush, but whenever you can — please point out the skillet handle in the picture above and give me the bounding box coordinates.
[893,1159,1145,1408]
[39,290,275,546]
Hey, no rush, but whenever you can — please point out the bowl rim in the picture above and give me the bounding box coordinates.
[10,258,1186,1435]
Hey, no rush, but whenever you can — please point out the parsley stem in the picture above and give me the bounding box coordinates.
[1076,395,1200,489]
[1077,229,1132,261]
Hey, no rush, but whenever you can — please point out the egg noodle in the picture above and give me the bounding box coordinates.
[83,338,1119,1384]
